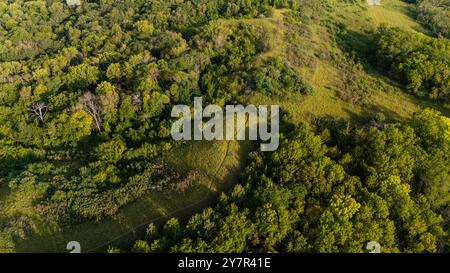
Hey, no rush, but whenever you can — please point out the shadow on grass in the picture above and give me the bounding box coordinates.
[13,181,214,253]
[342,102,403,124]
[13,141,254,253]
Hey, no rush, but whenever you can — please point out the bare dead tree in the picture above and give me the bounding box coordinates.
[79,92,102,132]
[29,102,48,122]
[132,93,142,111]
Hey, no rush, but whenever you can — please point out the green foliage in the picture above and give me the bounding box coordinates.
[106,63,122,82]
[131,114,449,253]
[106,246,121,253]
[411,109,450,209]
[372,26,450,100]
[251,57,314,97]
[145,223,158,240]
[199,22,262,104]
[48,110,93,146]
[135,20,154,39]
[0,0,448,254]
[96,139,126,164]
[2,0,293,239]
[132,240,151,253]
[66,64,99,90]
[405,0,450,38]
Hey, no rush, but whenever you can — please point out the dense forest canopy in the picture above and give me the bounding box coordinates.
[372,25,449,100]
[127,109,450,253]
[0,0,449,253]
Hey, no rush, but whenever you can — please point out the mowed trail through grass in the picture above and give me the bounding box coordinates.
[13,140,251,252]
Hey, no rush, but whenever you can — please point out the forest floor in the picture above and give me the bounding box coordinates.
[11,0,449,252]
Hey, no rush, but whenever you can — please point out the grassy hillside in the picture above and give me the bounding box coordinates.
[12,140,251,252]
[367,0,428,32]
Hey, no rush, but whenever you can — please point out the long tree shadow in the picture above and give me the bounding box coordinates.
[343,103,403,125]
[12,139,254,253]
[12,180,215,253]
